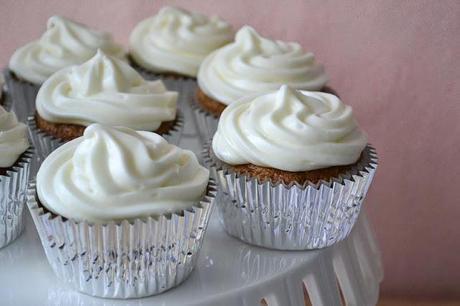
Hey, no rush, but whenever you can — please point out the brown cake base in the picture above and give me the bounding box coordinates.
[128,55,193,80]
[35,112,178,142]
[209,146,370,185]
[196,86,339,118]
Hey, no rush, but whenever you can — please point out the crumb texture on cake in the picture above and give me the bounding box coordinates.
[210,147,369,185]
[196,87,227,116]
[35,112,177,141]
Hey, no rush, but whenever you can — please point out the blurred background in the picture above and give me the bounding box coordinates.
[1,0,459,304]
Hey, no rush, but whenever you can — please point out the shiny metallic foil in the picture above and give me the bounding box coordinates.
[189,94,219,144]
[0,148,33,248]
[4,70,40,122]
[26,181,216,298]
[204,143,378,250]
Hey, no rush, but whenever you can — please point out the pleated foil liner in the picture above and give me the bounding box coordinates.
[26,180,217,299]
[189,95,219,144]
[4,70,40,122]
[0,148,34,248]
[27,111,184,169]
[204,143,378,250]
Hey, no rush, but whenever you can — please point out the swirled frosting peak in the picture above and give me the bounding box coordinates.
[9,15,125,84]
[198,26,328,105]
[0,106,29,168]
[212,85,367,172]
[36,49,178,131]
[37,124,210,222]
[130,6,233,77]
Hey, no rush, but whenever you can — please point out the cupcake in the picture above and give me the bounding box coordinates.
[6,15,124,121]
[29,49,181,162]
[129,6,233,80]
[195,26,331,140]
[204,85,377,250]
[27,123,215,298]
[0,106,33,248]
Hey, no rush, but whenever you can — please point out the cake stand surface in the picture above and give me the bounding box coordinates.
[0,209,382,306]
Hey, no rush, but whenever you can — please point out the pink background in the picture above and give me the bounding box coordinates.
[1,0,459,299]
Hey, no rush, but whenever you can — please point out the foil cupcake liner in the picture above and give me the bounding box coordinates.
[204,143,378,250]
[189,94,219,144]
[0,148,34,248]
[26,180,216,298]
[27,112,184,169]
[4,70,40,122]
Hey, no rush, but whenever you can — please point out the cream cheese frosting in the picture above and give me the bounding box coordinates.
[36,50,178,131]
[198,26,328,105]
[212,85,367,172]
[0,106,29,168]
[37,124,210,223]
[129,6,233,77]
[9,15,125,84]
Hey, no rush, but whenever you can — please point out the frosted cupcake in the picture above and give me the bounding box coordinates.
[204,85,377,250]
[195,26,330,140]
[29,50,181,161]
[27,123,215,298]
[129,6,233,79]
[6,15,124,120]
[0,106,33,248]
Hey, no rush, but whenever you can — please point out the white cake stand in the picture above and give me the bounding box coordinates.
[0,208,382,306]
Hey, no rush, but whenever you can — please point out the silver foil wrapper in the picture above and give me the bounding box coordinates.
[204,144,378,250]
[27,112,184,169]
[0,148,33,248]
[4,70,40,122]
[26,180,216,298]
[189,94,219,144]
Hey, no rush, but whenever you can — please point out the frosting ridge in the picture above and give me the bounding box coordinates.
[9,15,125,84]
[198,26,328,105]
[212,85,367,171]
[37,124,209,222]
[36,50,178,131]
[0,106,29,168]
[130,6,233,77]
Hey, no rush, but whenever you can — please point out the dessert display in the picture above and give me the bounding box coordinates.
[30,49,181,160]
[6,15,125,120]
[205,85,377,249]
[2,6,381,302]
[194,26,330,139]
[129,6,233,79]
[0,106,33,248]
[27,123,215,298]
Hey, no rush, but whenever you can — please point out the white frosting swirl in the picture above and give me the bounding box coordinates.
[198,26,328,105]
[36,50,178,131]
[212,86,367,172]
[0,106,29,168]
[37,124,209,223]
[9,15,125,84]
[129,6,233,77]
